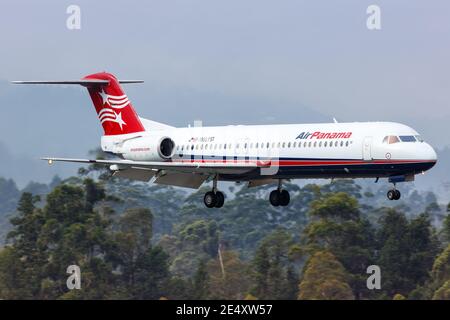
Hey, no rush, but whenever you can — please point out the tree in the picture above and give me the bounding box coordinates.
[192,260,209,299]
[251,228,297,299]
[309,192,360,221]
[0,247,30,299]
[5,192,46,298]
[112,207,171,299]
[160,220,220,278]
[303,192,376,299]
[431,244,450,300]
[206,250,251,299]
[298,251,354,300]
[442,213,450,243]
[114,208,154,294]
[377,210,440,297]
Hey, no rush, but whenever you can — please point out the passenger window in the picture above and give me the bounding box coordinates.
[324,141,327,147]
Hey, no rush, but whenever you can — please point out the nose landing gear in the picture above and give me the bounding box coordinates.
[269,180,290,207]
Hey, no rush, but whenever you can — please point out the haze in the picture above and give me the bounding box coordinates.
[0,0,449,186]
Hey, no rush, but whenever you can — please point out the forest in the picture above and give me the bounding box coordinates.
[0,156,449,300]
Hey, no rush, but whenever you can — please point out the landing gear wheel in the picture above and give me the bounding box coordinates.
[215,191,225,208]
[387,189,401,201]
[204,191,217,208]
[279,189,290,206]
[269,190,280,206]
[387,190,395,201]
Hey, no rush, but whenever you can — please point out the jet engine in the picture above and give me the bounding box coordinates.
[120,135,175,161]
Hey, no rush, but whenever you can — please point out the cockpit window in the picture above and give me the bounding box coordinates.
[399,135,416,142]
[415,135,424,142]
[383,135,400,144]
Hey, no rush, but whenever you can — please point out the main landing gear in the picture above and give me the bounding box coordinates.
[387,189,401,201]
[387,184,401,201]
[203,176,225,208]
[269,180,290,207]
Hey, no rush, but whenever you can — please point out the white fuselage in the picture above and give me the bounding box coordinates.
[100,121,437,181]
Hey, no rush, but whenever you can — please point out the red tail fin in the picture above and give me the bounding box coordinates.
[83,72,145,136]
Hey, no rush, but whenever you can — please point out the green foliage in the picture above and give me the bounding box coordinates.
[303,191,376,299]
[309,192,360,221]
[0,171,448,300]
[298,250,354,300]
[251,228,298,299]
[443,213,450,243]
[377,210,440,297]
[205,250,251,299]
[433,280,450,300]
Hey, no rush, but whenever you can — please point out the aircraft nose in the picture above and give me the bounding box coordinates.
[425,143,437,162]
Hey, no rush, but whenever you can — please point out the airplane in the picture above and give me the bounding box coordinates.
[12,72,437,208]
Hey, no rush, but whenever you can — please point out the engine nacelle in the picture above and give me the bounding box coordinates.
[121,135,175,161]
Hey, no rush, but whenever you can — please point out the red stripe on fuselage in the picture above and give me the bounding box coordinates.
[170,158,435,166]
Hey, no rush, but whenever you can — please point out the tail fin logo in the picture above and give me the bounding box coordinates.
[98,89,130,109]
[97,89,130,130]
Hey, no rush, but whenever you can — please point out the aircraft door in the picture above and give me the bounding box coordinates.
[363,136,373,161]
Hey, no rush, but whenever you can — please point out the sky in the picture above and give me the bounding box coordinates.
[0,0,449,185]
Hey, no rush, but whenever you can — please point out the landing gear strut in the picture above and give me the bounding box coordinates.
[203,175,225,208]
[269,180,290,207]
[387,184,401,201]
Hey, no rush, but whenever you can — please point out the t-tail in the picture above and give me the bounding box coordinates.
[12,72,155,136]
[83,72,145,135]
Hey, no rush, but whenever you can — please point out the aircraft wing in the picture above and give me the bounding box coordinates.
[42,157,264,187]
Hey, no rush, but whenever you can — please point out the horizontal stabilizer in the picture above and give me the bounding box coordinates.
[11,80,143,87]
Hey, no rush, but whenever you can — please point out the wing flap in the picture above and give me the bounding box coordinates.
[113,167,156,182]
[154,171,207,189]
